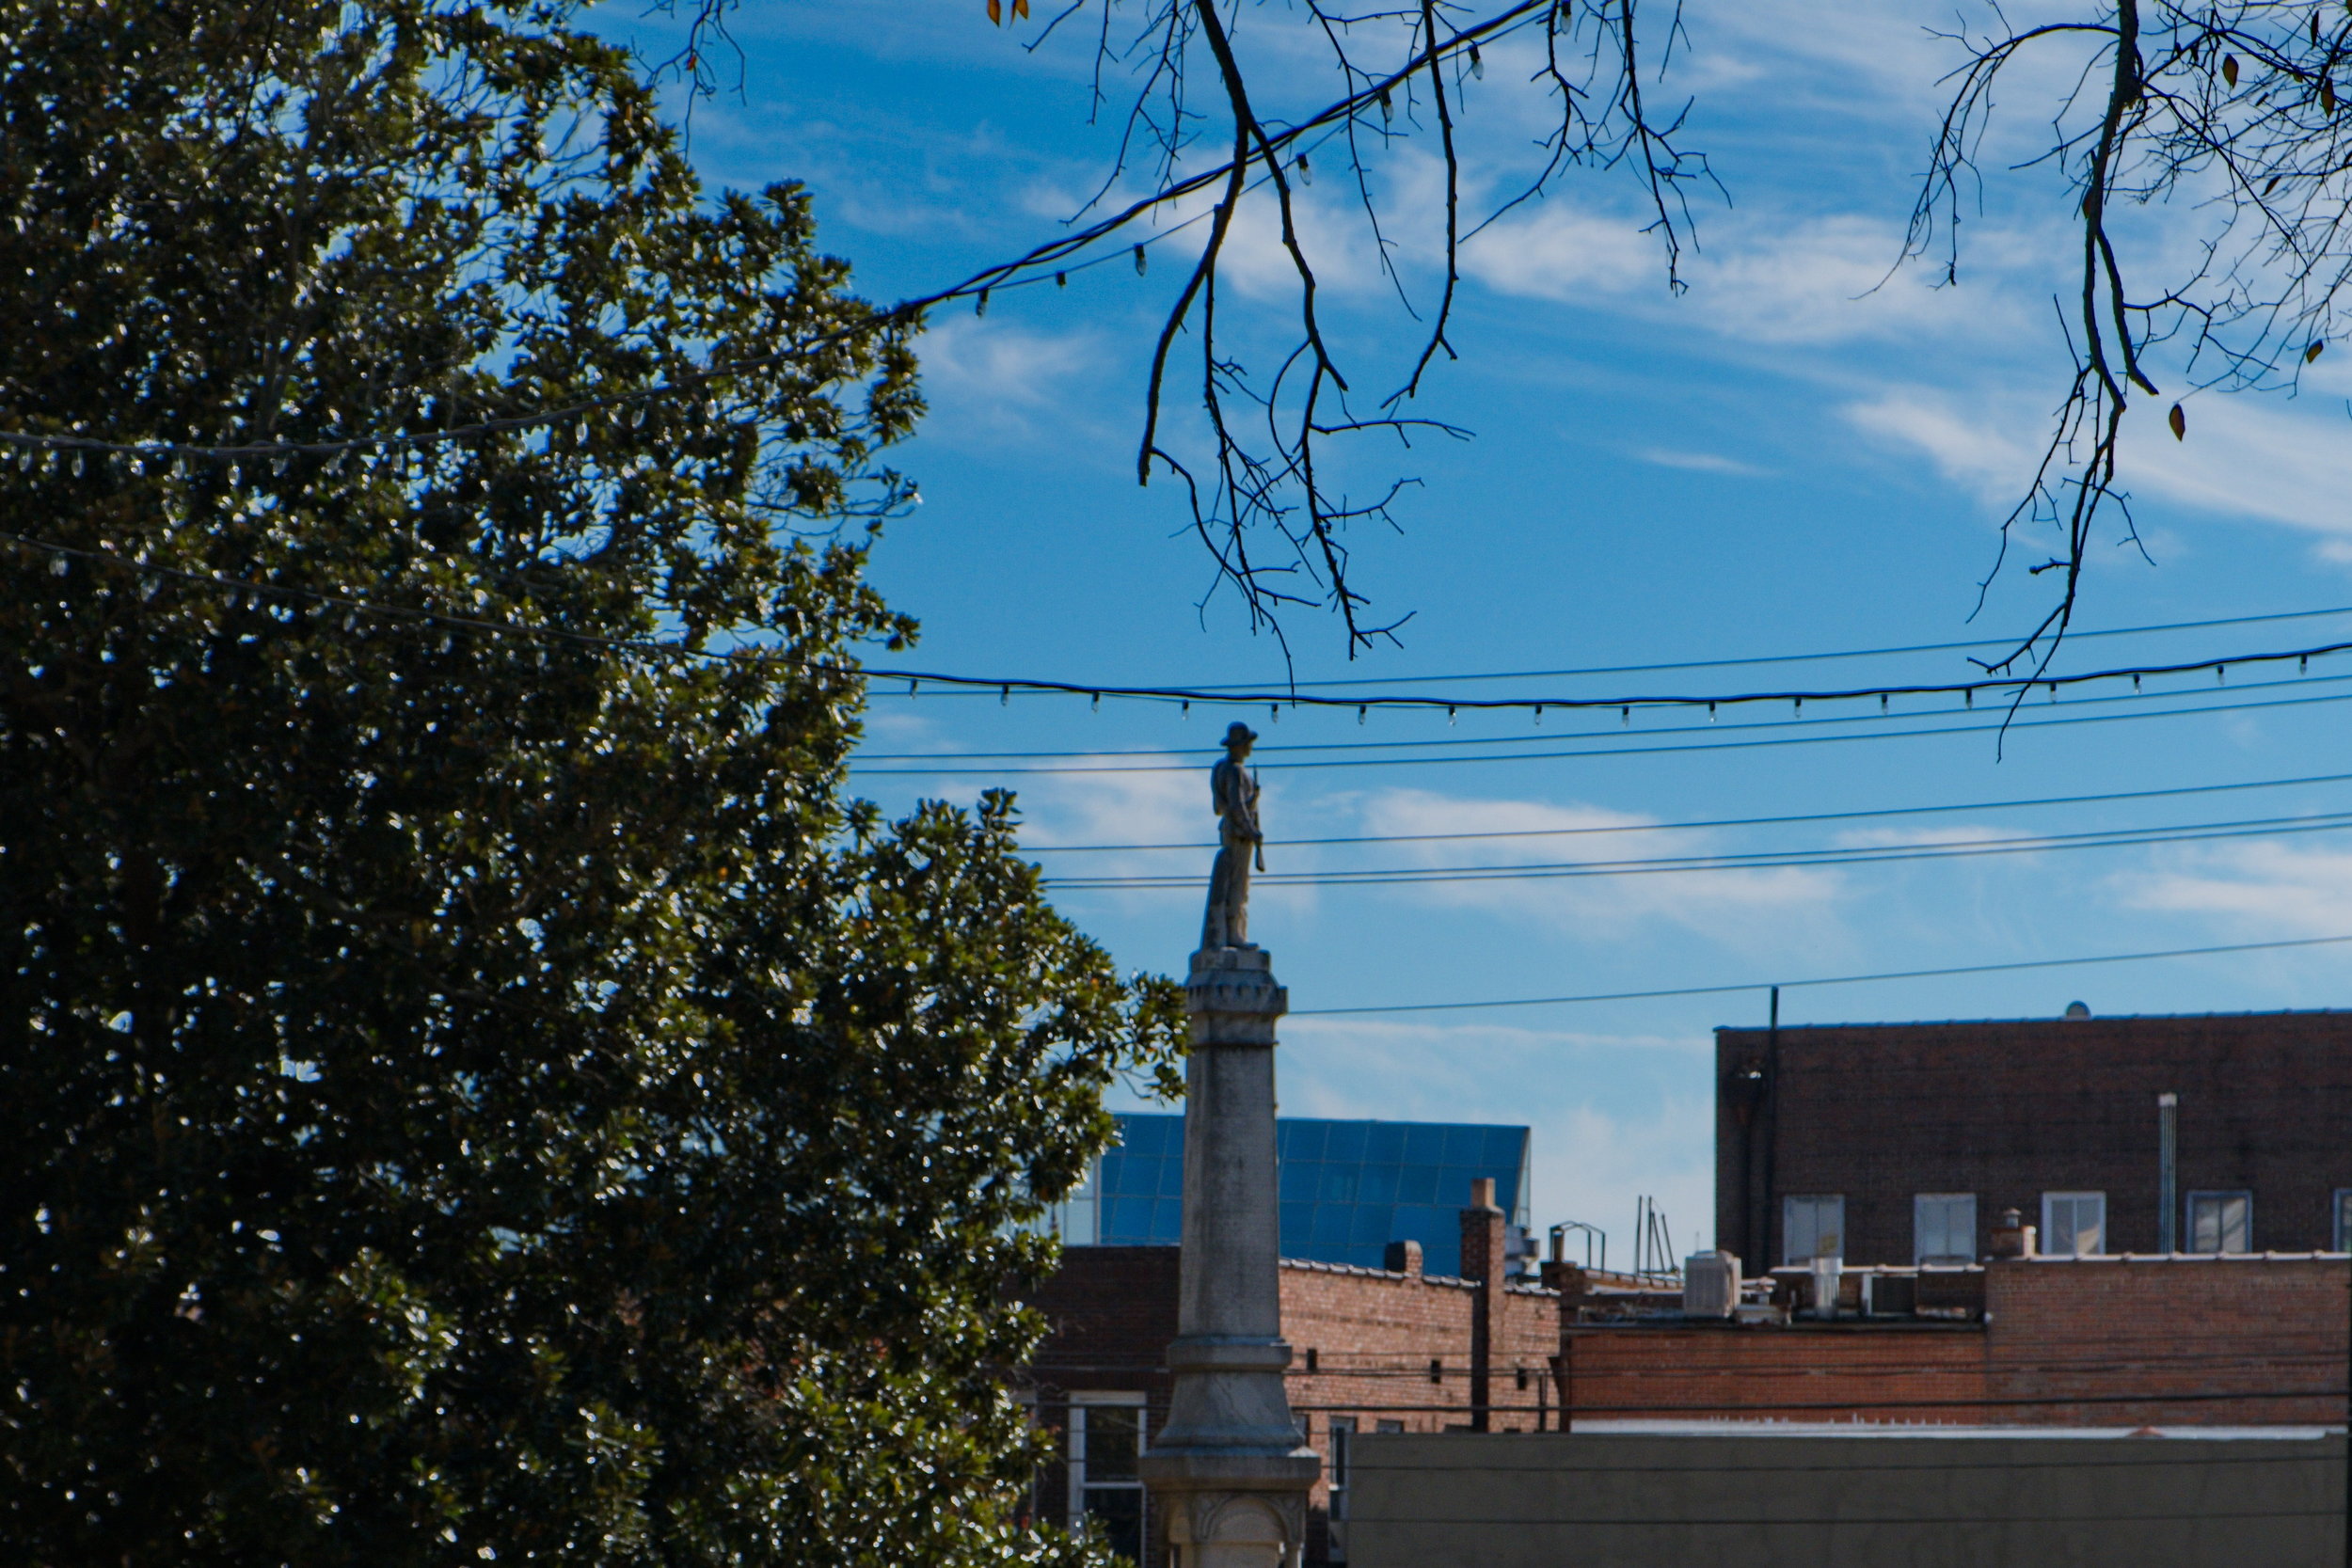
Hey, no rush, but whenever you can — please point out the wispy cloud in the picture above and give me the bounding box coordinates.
[1348,786,1844,946]
[1635,446,1770,476]
[2120,841,2352,936]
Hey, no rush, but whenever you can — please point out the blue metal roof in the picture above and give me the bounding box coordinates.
[1096,1112,1532,1278]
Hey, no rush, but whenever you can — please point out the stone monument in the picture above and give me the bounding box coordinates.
[1139,722,1320,1568]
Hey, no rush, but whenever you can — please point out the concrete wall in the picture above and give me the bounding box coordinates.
[1350,1431,2344,1568]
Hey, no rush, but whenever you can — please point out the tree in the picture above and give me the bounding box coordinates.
[1915,0,2352,675]
[0,1,1180,1562]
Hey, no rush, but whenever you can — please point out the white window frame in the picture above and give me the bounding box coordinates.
[2185,1189,2252,1254]
[1069,1392,1147,1555]
[1913,1193,1978,1264]
[1327,1415,1357,1562]
[1782,1195,1845,1264]
[2335,1189,2352,1253]
[2042,1191,2106,1257]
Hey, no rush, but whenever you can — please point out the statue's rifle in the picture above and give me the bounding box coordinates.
[1251,767,1265,873]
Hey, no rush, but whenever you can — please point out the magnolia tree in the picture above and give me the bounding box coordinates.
[0,1,1179,1562]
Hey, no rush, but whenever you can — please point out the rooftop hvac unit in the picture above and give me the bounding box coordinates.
[1682,1251,1740,1318]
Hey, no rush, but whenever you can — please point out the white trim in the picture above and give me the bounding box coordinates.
[1912,1192,1977,1264]
[2042,1191,2106,1257]
[2185,1188,2253,1253]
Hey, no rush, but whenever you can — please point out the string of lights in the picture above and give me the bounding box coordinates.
[856,666,2352,762]
[850,683,2352,773]
[26,531,2352,752]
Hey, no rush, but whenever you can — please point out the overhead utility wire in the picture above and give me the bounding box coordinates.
[1156,603,2352,688]
[1013,769,2352,854]
[0,5,1547,464]
[1285,931,2352,1016]
[1040,810,2352,889]
[850,682,2352,773]
[24,531,2352,751]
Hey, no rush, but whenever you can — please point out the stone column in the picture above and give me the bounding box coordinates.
[1139,945,1319,1568]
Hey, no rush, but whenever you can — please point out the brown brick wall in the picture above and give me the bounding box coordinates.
[1563,1257,2352,1429]
[1023,1248,1567,1565]
[1718,1010,2352,1267]
[1565,1323,1991,1423]
[1985,1257,2349,1425]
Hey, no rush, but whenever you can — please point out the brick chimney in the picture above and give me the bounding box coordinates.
[1383,1239,1423,1277]
[1460,1178,1506,1432]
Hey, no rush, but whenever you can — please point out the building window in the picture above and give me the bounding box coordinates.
[2042,1192,2106,1256]
[1327,1416,1356,1562]
[2185,1190,2251,1253]
[1913,1193,1977,1264]
[1782,1195,1844,1264]
[1070,1394,1146,1562]
[2336,1190,2352,1252]
[1375,1418,1404,1433]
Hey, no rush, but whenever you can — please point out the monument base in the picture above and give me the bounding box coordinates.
[1138,1449,1321,1568]
[1148,942,1317,1568]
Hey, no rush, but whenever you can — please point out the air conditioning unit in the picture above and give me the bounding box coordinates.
[1682,1251,1740,1318]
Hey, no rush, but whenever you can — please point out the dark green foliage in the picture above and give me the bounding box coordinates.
[0,2,1183,1561]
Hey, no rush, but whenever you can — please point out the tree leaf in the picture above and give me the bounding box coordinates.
[2309,341,2328,363]
[988,0,1002,23]
[2169,403,2188,440]
[2222,54,2240,87]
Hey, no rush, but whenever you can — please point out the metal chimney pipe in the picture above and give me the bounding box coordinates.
[2157,1092,2179,1253]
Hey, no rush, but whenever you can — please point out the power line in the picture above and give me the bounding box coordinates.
[1117,603,2352,689]
[1039,810,2352,890]
[1284,931,2352,1017]
[1011,769,2352,854]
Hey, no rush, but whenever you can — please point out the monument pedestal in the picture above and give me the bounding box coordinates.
[1138,946,1318,1568]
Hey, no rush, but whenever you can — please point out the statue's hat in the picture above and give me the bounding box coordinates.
[1223,721,1259,746]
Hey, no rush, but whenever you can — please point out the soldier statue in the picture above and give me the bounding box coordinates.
[1200,721,1263,951]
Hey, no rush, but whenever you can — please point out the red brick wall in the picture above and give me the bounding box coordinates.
[1561,1257,2351,1429]
[1985,1258,2349,1425]
[1024,1248,1567,1564]
[1565,1323,1991,1423]
[1717,1010,2352,1267]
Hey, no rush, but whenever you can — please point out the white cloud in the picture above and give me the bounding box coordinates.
[1635,446,1771,477]
[916,316,1101,417]
[1459,203,1667,302]
[2120,841,2352,937]
[2120,394,2352,538]
[1347,786,1842,945]
[1848,380,2352,542]
[1836,823,2016,849]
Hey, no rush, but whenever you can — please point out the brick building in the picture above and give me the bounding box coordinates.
[1020,1181,1563,1566]
[1716,1007,2352,1269]
[1562,1253,2349,1429]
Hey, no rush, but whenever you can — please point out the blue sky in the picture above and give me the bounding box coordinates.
[592,0,2352,1262]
